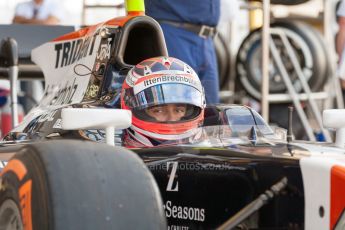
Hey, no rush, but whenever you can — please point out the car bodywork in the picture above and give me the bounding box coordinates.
[0,8,344,230]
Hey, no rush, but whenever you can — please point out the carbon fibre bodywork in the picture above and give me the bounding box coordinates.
[0,104,310,229]
[137,145,304,229]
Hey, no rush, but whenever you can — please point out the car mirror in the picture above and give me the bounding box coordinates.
[323,109,345,148]
[61,108,132,146]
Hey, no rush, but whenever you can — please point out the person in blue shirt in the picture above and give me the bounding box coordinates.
[145,0,220,104]
[13,0,64,25]
[337,0,345,91]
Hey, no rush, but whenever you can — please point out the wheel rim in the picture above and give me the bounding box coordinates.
[248,28,313,92]
[0,199,23,230]
[237,26,314,99]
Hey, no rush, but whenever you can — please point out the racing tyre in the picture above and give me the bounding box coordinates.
[215,33,231,90]
[0,140,166,230]
[236,20,327,99]
[273,20,330,90]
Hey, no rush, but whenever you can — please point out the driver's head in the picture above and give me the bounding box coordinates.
[121,56,205,147]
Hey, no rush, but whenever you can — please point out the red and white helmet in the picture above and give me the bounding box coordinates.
[121,56,205,147]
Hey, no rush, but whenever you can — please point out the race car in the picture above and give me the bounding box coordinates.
[0,0,344,229]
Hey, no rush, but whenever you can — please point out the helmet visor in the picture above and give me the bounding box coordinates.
[124,83,204,110]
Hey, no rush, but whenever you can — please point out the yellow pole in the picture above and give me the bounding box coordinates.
[125,0,145,15]
[248,2,263,31]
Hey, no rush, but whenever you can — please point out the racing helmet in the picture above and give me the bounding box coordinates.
[121,56,205,147]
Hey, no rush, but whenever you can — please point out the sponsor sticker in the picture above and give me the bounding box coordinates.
[168,225,189,230]
[38,110,58,123]
[96,38,112,61]
[95,62,101,72]
[164,200,205,222]
[53,119,62,129]
[54,35,97,69]
[167,162,179,192]
[43,78,79,106]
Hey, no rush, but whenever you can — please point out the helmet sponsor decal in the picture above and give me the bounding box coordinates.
[134,75,202,94]
[125,69,140,87]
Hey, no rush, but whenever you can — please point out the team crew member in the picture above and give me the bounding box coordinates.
[337,0,345,90]
[144,0,220,104]
[121,56,206,148]
[12,0,64,25]
[12,0,64,112]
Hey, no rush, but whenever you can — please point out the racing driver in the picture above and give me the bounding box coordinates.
[121,56,206,148]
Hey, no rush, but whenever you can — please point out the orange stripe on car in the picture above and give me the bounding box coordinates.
[330,165,345,229]
[53,23,100,41]
[19,180,33,230]
[1,159,27,181]
[53,15,141,42]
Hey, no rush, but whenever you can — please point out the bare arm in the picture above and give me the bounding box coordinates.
[337,17,345,59]
[336,17,345,88]
[12,15,60,25]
